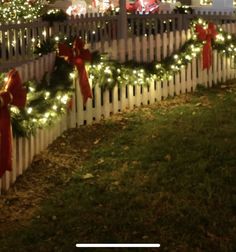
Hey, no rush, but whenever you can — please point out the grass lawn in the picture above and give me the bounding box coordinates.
[0,84,236,252]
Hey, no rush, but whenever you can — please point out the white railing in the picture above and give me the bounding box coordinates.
[1,24,236,193]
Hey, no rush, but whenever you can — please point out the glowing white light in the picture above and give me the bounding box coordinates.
[27,107,33,114]
[45,91,50,99]
[61,94,69,104]
[44,112,50,118]
[70,72,76,79]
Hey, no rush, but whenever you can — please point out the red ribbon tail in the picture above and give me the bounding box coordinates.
[0,69,27,178]
[67,98,73,111]
[202,42,212,70]
[0,108,12,177]
[76,65,92,105]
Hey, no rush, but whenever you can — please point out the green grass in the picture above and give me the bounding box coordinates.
[1,85,236,252]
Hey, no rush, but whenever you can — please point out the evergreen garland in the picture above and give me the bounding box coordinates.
[1,18,236,137]
[7,57,74,137]
[41,9,68,26]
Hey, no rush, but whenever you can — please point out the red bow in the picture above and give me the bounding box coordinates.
[0,69,27,178]
[195,22,217,70]
[58,38,92,104]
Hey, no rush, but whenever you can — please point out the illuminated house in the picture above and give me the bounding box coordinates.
[191,0,235,13]
[50,0,236,14]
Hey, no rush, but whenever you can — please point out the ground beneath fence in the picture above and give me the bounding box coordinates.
[0,83,235,252]
[0,94,193,232]
[0,122,113,232]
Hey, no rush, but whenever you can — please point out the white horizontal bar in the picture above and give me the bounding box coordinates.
[76,243,160,248]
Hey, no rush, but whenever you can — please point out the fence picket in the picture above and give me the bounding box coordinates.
[76,81,85,126]
[128,85,134,109]
[12,138,17,184]
[135,37,141,62]
[156,81,162,101]
[168,78,175,97]
[162,80,168,98]
[149,80,156,104]
[175,31,180,53]
[120,86,127,111]
[208,66,213,88]
[22,137,29,171]
[226,57,232,80]
[142,35,148,62]
[142,86,148,105]
[174,72,181,95]
[155,34,161,61]
[186,63,192,92]
[112,85,119,114]
[163,32,168,59]
[1,171,10,192]
[213,50,217,85]
[111,39,118,60]
[38,129,43,153]
[119,39,126,62]
[218,51,223,82]
[103,89,110,119]
[192,58,197,90]
[86,99,93,125]
[197,57,203,86]
[149,35,154,62]
[94,85,102,122]
[135,85,141,107]
[169,32,174,56]
[127,37,133,61]
[16,137,23,176]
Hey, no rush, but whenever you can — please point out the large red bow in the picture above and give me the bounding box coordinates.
[195,22,217,70]
[0,69,27,178]
[58,38,92,104]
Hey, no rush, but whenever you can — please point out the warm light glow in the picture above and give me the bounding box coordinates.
[27,107,33,114]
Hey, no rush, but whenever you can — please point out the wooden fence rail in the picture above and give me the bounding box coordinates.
[1,24,236,193]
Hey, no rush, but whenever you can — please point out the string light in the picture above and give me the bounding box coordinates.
[27,107,33,114]
[0,0,46,23]
[2,18,236,137]
[69,72,76,79]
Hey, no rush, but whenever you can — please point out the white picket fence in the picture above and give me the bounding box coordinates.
[71,27,236,127]
[1,25,236,193]
[1,11,236,71]
[0,52,59,193]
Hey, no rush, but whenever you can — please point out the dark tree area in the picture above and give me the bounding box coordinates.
[179,0,192,5]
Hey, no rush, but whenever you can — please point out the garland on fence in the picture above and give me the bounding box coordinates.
[87,19,236,89]
[173,4,193,14]
[0,58,74,137]
[41,9,68,26]
[58,37,93,104]
[2,18,236,137]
